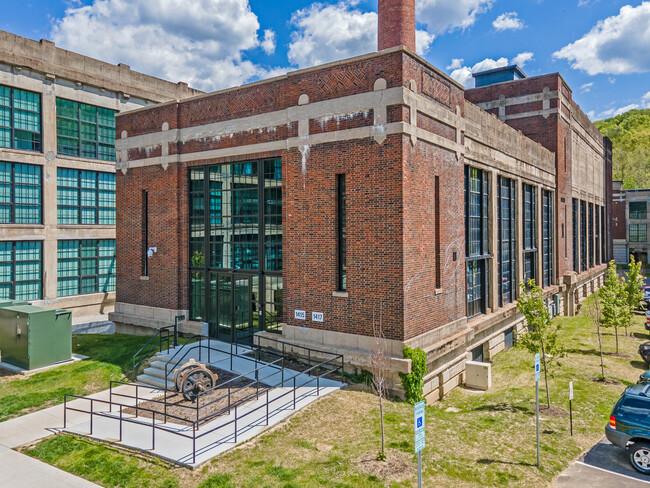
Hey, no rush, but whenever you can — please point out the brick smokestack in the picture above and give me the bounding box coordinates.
[378,0,416,52]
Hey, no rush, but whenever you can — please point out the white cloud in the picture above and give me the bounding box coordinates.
[492,12,524,31]
[416,0,494,34]
[586,110,596,120]
[261,29,276,55]
[553,2,650,75]
[287,1,433,69]
[601,103,640,118]
[51,0,279,92]
[644,92,650,108]
[580,82,594,93]
[511,52,533,67]
[447,58,464,70]
[448,52,532,88]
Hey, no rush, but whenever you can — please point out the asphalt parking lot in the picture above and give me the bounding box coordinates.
[554,437,650,487]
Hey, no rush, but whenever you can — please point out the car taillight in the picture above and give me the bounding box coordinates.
[610,415,616,429]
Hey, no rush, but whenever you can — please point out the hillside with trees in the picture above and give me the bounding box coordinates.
[595,108,650,190]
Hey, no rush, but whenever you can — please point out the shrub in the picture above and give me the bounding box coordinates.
[399,346,428,404]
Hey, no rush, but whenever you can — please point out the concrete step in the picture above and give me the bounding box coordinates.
[136,374,171,390]
[142,366,175,382]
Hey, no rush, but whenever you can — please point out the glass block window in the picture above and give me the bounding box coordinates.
[0,85,42,152]
[465,166,489,317]
[630,224,647,243]
[56,98,116,161]
[0,240,42,300]
[522,183,537,285]
[57,239,116,297]
[57,168,115,225]
[630,202,647,220]
[498,176,516,306]
[0,162,41,224]
[542,190,553,288]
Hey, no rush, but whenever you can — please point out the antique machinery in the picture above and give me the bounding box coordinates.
[172,359,217,401]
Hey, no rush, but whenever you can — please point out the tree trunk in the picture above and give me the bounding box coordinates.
[379,394,385,457]
[597,323,605,378]
[539,328,551,408]
[615,324,619,355]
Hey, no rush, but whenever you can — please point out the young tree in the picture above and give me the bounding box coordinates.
[623,255,645,336]
[599,261,625,354]
[517,280,564,408]
[371,301,389,462]
[586,293,606,380]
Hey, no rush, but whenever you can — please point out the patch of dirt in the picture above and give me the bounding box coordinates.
[591,377,621,385]
[244,350,345,382]
[539,405,569,417]
[123,369,267,427]
[354,450,411,482]
[0,368,20,383]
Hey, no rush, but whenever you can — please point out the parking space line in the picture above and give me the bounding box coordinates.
[575,461,650,484]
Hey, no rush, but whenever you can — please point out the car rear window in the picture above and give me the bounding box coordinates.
[618,398,650,424]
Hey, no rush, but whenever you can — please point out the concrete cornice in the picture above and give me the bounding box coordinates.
[0,30,202,103]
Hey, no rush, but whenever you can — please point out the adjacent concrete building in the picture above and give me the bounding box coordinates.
[110,0,612,400]
[612,181,650,265]
[0,31,200,319]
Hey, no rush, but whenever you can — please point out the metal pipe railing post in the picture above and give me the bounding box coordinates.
[135,385,139,418]
[317,374,320,396]
[119,409,123,442]
[90,399,94,435]
[234,407,238,443]
[266,390,269,425]
[152,412,156,451]
[63,397,67,428]
[293,377,296,409]
[193,430,196,465]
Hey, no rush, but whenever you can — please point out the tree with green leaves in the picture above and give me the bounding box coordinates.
[586,293,606,380]
[623,255,645,336]
[517,280,564,408]
[598,261,626,354]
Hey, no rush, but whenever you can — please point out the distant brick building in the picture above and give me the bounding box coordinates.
[111,0,612,400]
[0,31,200,319]
[611,181,650,265]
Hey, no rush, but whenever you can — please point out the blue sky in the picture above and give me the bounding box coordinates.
[2,0,649,120]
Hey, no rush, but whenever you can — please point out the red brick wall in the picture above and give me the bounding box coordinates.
[378,0,416,52]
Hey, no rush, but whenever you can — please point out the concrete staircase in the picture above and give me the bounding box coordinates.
[136,345,201,389]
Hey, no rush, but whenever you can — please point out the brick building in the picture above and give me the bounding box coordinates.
[611,181,650,265]
[0,31,199,319]
[111,0,612,400]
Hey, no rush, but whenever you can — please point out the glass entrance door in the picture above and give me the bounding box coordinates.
[207,272,254,343]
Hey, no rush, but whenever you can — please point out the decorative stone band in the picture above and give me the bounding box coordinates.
[115,83,469,172]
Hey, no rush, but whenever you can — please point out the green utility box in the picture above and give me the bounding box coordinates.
[0,305,72,370]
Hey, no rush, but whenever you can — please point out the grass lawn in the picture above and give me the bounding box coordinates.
[22,305,650,487]
[0,334,151,422]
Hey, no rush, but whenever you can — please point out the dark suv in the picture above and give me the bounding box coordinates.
[606,384,650,474]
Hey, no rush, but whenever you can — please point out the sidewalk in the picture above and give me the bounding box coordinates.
[0,384,159,488]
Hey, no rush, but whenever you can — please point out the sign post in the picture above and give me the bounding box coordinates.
[569,381,574,436]
[535,353,541,468]
[414,400,426,488]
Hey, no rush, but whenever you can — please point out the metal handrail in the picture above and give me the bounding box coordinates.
[64,350,344,465]
[131,326,175,380]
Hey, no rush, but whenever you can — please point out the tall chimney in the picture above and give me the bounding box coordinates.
[378,0,416,52]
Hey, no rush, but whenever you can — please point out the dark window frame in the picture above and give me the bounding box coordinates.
[465,166,490,318]
[0,240,43,301]
[337,174,347,291]
[588,202,594,268]
[498,176,516,306]
[542,189,553,288]
[595,204,601,265]
[580,200,587,272]
[55,98,116,161]
[522,183,537,285]
[573,199,579,272]
[57,239,116,297]
[0,84,42,152]
[630,201,647,220]
[0,161,42,224]
[630,224,647,243]
[56,168,116,225]
[189,158,283,335]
